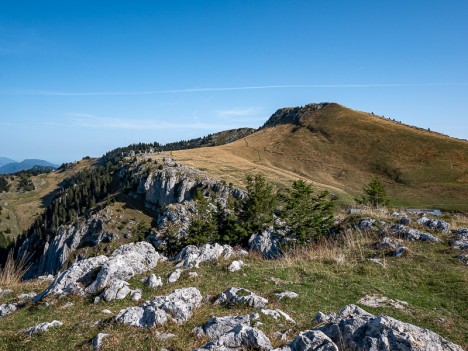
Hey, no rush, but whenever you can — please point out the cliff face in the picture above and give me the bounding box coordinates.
[136,157,245,209]
[261,103,330,128]
[18,156,245,279]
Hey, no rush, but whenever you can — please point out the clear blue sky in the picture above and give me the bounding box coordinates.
[1,0,467,164]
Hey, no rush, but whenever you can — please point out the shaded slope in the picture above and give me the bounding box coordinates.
[172,103,468,210]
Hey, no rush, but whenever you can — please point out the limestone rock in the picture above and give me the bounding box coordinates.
[358,294,408,310]
[168,269,183,283]
[391,224,440,242]
[175,243,234,269]
[456,254,468,265]
[35,242,159,301]
[261,309,296,324]
[143,274,163,288]
[417,216,450,232]
[214,287,268,308]
[274,291,299,300]
[0,303,17,317]
[450,228,468,249]
[358,218,376,231]
[248,227,283,259]
[92,333,109,351]
[194,313,260,339]
[274,330,339,351]
[195,324,272,351]
[17,292,37,300]
[316,304,464,351]
[228,260,244,272]
[25,320,63,335]
[115,287,202,327]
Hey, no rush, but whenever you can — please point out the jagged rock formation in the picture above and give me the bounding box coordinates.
[214,287,268,309]
[274,330,339,351]
[175,243,236,268]
[312,304,463,351]
[261,309,296,324]
[375,237,409,257]
[115,287,202,327]
[19,216,112,279]
[35,242,159,301]
[262,103,330,128]
[136,157,245,209]
[248,227,283,259]
[195,324,272,351]
[193,313,260,339]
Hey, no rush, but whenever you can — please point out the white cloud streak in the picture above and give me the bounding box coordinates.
[68,115,237,130]
[2,83,466,96]
[216,107,263,117]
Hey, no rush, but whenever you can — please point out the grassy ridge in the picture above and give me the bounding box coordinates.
[171,103,468,211]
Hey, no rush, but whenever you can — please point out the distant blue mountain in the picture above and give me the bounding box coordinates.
[0,159,59,174]
[0,157,17,168]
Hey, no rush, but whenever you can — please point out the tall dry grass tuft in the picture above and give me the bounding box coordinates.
[0,251,29,286]
[281,228,376,265]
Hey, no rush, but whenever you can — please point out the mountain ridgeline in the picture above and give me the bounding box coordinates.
[0,159,58,174]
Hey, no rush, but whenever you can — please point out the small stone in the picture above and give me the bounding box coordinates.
[92,333,109,351]
[188,271,199,279]
[228,260,244,272]
[101,309,112,314]
[143,274,163,288]
[168,269,183,283]
[261,309,296,323]
[358,294,408,310]
[275,291,299,300]
[0,303,17,317]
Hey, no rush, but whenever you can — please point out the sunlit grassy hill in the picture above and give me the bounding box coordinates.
[172,103,468,210]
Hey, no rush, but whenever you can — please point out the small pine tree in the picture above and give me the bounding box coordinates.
[186,188,219,246]
[280,180,334,244]
[238,174,277,235]
[359,176,390,207]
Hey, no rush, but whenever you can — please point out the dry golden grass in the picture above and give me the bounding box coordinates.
[0,252,29,287]
[281,228,376,266]
[171,103,468,211]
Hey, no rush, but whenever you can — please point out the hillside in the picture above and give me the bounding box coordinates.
[0,159,59,175]
[0,158,98,244]
[171,103,468,211]
[0,158,17,168]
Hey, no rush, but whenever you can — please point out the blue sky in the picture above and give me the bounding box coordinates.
[1,0,467,164]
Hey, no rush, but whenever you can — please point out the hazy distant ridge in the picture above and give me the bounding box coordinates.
[0,158,58,174]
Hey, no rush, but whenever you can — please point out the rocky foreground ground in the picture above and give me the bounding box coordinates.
[1,207,467,350]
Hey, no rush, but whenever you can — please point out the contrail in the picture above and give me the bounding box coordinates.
[2,83,466,96]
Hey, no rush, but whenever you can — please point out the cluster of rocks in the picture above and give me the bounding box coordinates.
[450,228,468,250]
[34,241,159,302]
[374,237,409,257]
[175,243,243,269]
[390,224,440,242]
[115,287,202,327]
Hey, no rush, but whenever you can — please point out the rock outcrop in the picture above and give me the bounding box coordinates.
[194,313,260,339]
[175,243,234,268]
[248,227,283,259]
[0,303,17,317]
[417,216,450,232]
[20,217,113,278]
[391,224,440,242]
[450,228,468,249]
[274,330,339,351]
[313,304,463,351]
[195,324,272,351]
[35,242,159,301]
[136,157,245,209]
[115,287,202,327]
[214,287,268,309]
[25,320,63,335]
